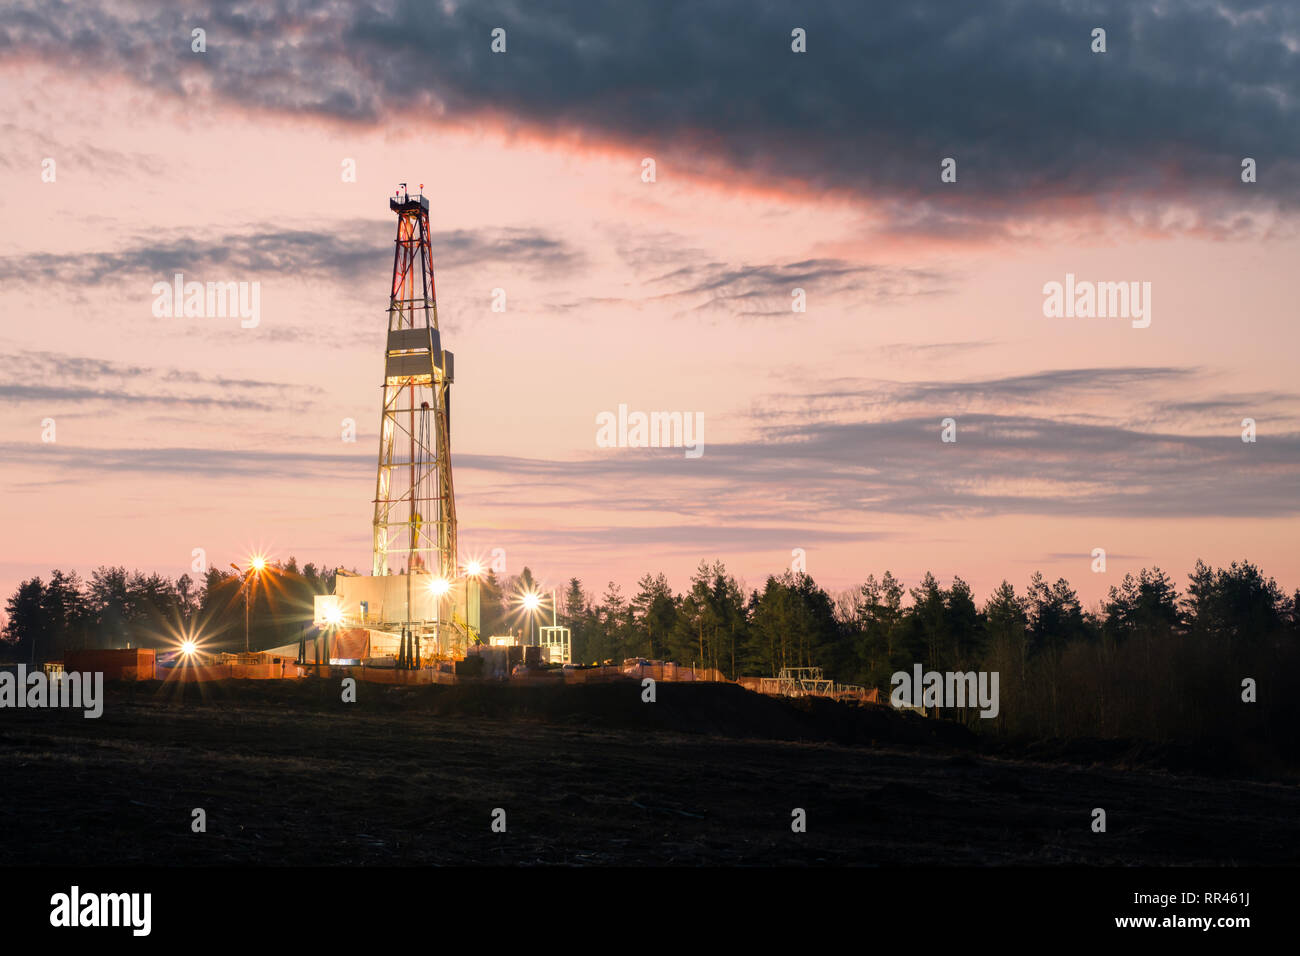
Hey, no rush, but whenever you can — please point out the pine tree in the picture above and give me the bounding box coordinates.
[3,577,47,661]
[629,572,676,660]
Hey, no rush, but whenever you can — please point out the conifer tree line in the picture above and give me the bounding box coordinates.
[1,560,341,661]
[4,557,1297,752]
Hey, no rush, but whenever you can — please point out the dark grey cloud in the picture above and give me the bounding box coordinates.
[2,1,1296,231]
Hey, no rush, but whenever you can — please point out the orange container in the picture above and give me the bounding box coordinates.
[64,648,156,681]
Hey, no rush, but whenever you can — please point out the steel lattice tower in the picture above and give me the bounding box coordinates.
[372,185,457,585]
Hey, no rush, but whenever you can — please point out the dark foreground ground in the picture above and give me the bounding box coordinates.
[2,678,1298,865]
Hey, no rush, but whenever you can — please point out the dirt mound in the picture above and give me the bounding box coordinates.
[124,677,976,750]
[8,678,1300,865]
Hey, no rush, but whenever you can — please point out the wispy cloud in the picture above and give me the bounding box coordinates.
[0,384,274,411]
[648,259,950,316]
[0,223,582,285]
[6,367,1298,519]
[0,350,321,411]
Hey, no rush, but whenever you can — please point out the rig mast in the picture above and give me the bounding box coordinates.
[372,185,457,588]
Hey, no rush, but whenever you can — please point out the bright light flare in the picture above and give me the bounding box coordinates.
[250,555,267,573]
[464,560,483,577]
[521,590,541,612]
[180,639,198,656]
[323,606,344,626]
[429,577,451,596]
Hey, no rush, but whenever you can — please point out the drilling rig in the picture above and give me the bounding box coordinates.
[372,183,457,584]
[314,185,474,663]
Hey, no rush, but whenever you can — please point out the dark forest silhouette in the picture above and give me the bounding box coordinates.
[5,557,1298,769]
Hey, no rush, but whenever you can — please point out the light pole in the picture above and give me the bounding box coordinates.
[230,555,269,654]
[520,589,544,646]
[464,561,484,641]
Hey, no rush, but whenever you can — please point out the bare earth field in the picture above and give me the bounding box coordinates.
[2,679,1298,866]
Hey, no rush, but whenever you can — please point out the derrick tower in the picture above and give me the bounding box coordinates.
[372,185,457,586]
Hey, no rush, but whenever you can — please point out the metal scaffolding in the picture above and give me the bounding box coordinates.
[757,666,869,701]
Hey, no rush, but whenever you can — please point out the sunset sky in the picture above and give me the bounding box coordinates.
[2,0,1298,612]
